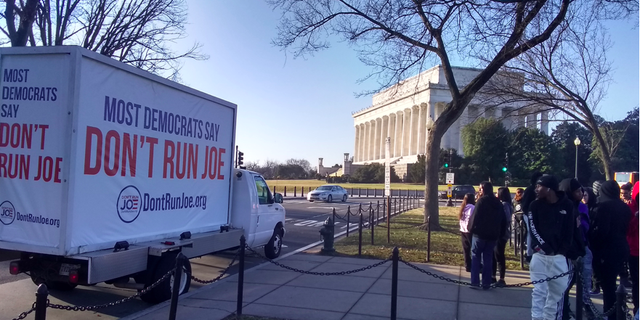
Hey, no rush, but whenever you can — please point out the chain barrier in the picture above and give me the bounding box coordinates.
[245,245,391,276]
[399,258,572,288]
[574,267,632,320]
[11,303,35,320]
[191,249,240,284]
[47,267,175,312]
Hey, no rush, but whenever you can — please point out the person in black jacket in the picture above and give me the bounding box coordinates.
[589,180,631,320]
[468,181,506,290]
[527,175,575,320]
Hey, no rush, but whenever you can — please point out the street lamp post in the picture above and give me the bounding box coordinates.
[574,136,581,178]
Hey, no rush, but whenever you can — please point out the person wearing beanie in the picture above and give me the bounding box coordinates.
[527,174,575,320]
[521,172,543,217]
[589,180,631,320]
[559,178,593,320]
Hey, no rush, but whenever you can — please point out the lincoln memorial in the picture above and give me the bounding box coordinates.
[349,65,548,177]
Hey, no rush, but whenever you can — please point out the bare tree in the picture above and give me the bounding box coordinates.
[1,0,207,77]
[267,0,585,228]
[487,3,636,179]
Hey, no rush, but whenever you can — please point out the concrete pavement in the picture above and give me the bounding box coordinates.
[123,248,605,320]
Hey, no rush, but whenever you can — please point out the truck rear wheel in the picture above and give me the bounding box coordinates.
[264,228,283,259]
[140,252,191,304]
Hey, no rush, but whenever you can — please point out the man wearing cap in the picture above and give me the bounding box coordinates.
[527,174,575,320]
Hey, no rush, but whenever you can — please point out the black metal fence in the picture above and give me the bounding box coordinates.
[271,186,424,198]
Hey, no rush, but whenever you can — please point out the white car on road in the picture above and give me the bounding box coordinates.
[307,185,349,202]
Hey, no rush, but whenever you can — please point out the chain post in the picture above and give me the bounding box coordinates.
[391,247,399,320]
[35,284,48,320]
[358,213,363,257]
[294,186,297,197]
[302,186,305,197]
[284,186,287,197]
[169,253,186,320]
[237,235,246,317]
[370,211,375,245]
[358,188,361,197]
[575,257,583,320]
[369,205,373,231]
[347,206,351,237]
[616,283,626,320]
[366,188,369,197]
[272,186,276,196]
[387,196,391,243]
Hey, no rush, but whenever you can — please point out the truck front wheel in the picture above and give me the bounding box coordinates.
[264,228,283,259]
[140,252,191,304]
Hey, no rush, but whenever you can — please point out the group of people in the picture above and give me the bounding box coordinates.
[457,173,639,320]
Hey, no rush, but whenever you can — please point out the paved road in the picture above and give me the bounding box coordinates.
[0,197,402,320]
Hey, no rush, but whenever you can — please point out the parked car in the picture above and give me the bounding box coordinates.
[307,185,349,202]
[438,185,476,200]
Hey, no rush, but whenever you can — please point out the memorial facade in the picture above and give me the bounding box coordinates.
[351,65,549,173]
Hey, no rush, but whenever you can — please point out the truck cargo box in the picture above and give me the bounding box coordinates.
[0,46,237,256]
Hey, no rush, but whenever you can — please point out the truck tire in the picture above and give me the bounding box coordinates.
[264,227,283,259]
[140,252,191,304]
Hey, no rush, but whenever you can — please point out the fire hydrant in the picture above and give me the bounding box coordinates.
[319,217,335,253]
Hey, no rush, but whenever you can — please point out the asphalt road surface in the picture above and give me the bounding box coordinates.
[0,197,418,320]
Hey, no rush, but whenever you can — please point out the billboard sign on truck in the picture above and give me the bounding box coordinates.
[0,47,237,255]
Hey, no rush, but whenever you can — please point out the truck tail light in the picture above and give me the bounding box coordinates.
[69,270,79,284]
[9,261,20,275]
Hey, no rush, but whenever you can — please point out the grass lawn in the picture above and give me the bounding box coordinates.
[334,207,524,271]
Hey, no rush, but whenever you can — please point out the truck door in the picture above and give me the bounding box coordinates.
[253,176,280,245]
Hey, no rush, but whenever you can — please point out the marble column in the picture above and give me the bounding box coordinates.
[394,111,403,157]
[408,106,415,156]
[381,116,389,159]
[364,122,371,161]
[354,125,360,162]
[388,114,395,158]
[374,118,381,160]
[402,109,411,156]
[418,104,426,154]
[540,111,549,134]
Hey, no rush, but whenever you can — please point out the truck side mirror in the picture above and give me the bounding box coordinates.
[274,193,283,204]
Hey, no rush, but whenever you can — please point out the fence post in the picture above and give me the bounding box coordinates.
[273,186,276,196]
[358,188,361,197]
[358,213,363,257]
[616,283,626,320]
[426,214,432,262]
[35,284,48,320]
[237,235,246,317]
[575,257,583,320]
[370,212,375,245]
[376,201,380,226]
[387,196,391,243]
[366,188,369,197]
[284,186,287,197]
[346,206,351,237]
[391,247,399,320]
[169,253,187,320]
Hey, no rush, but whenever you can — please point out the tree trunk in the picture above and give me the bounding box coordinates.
[591,122,614,180]
[423,125,445,229]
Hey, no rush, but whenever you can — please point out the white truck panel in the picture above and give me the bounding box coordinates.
[0,52,73,253]
[0,46,238,256]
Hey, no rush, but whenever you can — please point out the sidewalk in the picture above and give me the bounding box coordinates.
[123,249,603,320]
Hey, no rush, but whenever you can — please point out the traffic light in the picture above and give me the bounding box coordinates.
[238,151,244,168]
[444,163,449,168]
[502,152,508,172]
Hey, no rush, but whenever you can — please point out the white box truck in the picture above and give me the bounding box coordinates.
[0,46,285,303]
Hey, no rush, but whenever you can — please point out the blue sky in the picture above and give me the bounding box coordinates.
[174,1,639,167]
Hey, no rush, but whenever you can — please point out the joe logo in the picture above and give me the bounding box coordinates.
[0,201,16,225]
[117,186,141,223]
